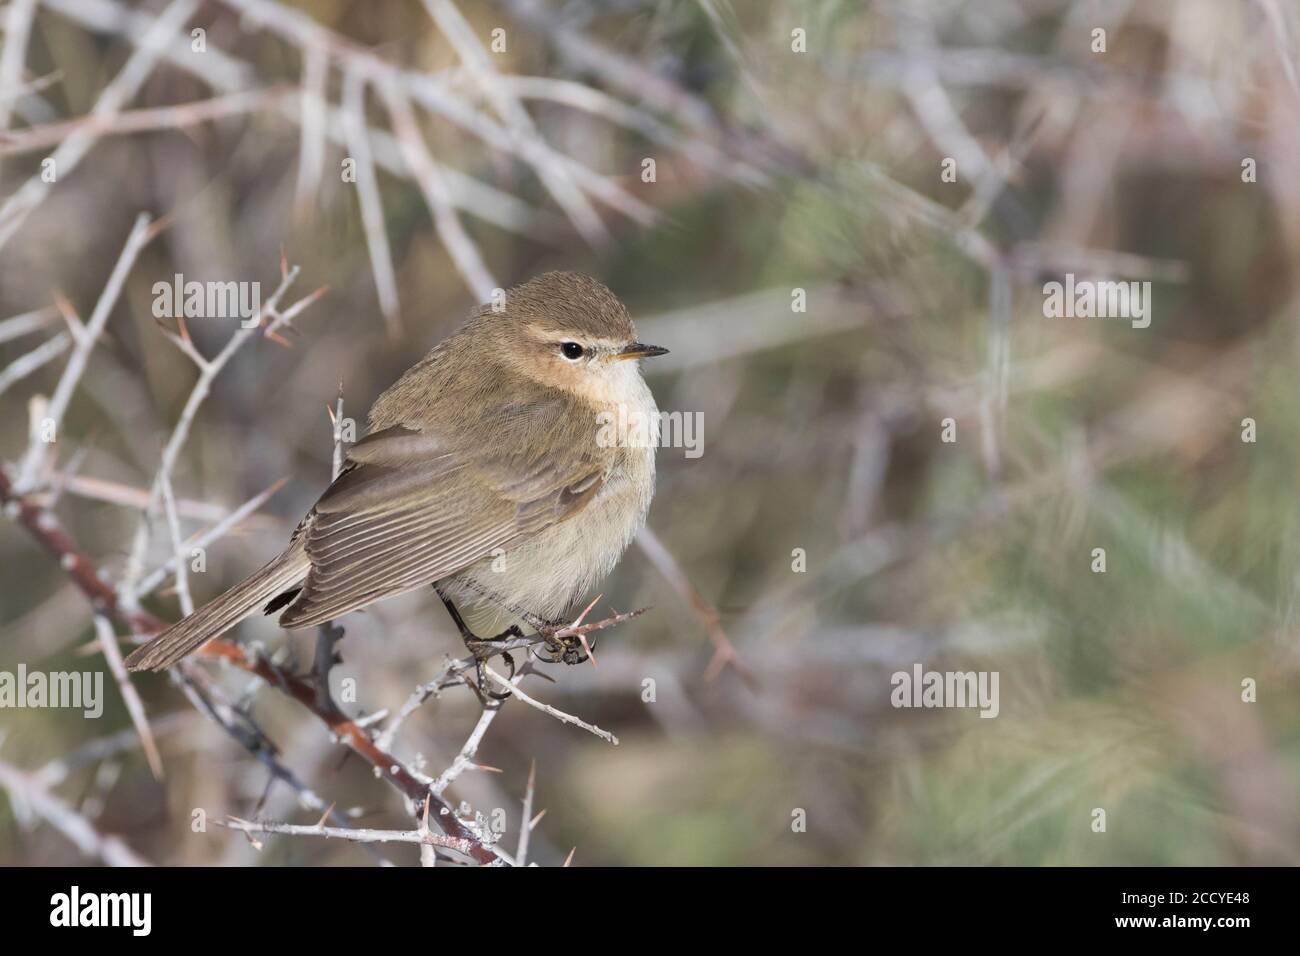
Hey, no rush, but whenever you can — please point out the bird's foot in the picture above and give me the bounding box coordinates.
[535,620,594,666]
[463,625,522,704]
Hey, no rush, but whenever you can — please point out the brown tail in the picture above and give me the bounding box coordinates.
[125,549,309,672]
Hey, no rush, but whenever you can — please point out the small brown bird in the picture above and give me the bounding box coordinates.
[125,272,667,673]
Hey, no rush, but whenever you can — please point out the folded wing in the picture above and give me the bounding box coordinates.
[277,413,604,629]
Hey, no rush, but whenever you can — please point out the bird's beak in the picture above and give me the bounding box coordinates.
[611,342,669,361]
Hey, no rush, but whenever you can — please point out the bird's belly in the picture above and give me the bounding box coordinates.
[440,448,653,636]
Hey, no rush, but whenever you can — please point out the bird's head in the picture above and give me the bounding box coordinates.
[483,271,668,404]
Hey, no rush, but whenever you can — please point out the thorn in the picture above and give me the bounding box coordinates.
[578,633,597,667]
[572,594,602,628]
[315,802,337,828]
[703,647,729,682]
[227,815,264,851]
[145,213,173,242]
[563,846,576,867]
[52,290,81,331]
[528,808,547,830]
[525,665,557,684]
[300,284,330,310]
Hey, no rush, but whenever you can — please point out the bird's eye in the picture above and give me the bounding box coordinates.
[560,342,585,360]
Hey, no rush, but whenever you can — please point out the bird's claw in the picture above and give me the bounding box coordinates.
[464,631,519,704]
[536,631,594,666]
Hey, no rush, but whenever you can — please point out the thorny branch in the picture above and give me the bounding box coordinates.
[0,463,504,865]
[1,360,644,865]
[0,0,737,867]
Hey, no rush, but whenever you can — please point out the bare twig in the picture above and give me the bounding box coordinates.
[505,0,718,133]
[0,0,199,250]
[121,259,324,599]
[376,604,645,753]
[0,0,38,179]
[341,68,401,335]
[483,665,619,744]
[0,468,501,864]
[220,0,655,229]
[92,614,164,781]
[55,473,280,526]
[13,213,156,490]
[422,0,607,246]
[157,470,194,617]
[517,760,537,865]
[0,305,59,344]
[220,816,486,857]
[375,76,497,301]
[429,666,525,798]
[32,713,191,789]
[294,41,330,221]
[0,332,70,399]
[0,87,294,156]
[117,476,289,600]
[0,757,152,866]
[636,526,753,685]
[41,0,578,237]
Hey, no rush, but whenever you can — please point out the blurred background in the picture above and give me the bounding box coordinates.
[2,0,1300,865]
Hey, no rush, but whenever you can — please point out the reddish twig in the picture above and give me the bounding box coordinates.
[0,467,499,865]
[636,527,755,686]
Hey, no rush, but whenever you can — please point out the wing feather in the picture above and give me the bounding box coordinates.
[277,417,607,629]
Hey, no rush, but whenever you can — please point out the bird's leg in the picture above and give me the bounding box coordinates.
[435,587,521,701]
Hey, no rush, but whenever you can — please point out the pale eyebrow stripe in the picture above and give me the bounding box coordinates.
[523,322,623,350]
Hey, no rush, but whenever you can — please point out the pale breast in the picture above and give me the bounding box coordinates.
[442,370,658,636]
